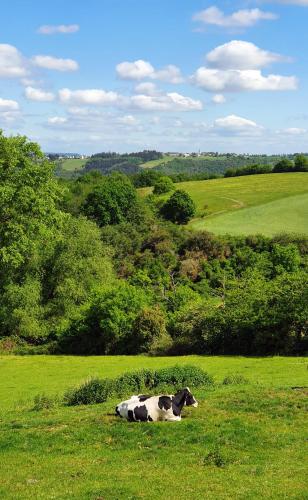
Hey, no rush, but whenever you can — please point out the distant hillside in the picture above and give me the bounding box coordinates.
[140,172,308,236]
[149,155,292,177]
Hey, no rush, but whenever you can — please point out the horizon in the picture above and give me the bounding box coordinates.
[1,0,308,154]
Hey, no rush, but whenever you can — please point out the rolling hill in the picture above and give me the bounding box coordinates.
[141,173,308,236]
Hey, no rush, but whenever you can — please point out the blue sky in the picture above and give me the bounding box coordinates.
[1,0,308,153]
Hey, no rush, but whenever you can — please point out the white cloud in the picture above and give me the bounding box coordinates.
[116,59,183,83]
[212,114,263,135]
[0,97,21,124]
[0,44,27,78]
[193,7,277,28]
[37,24,79,35]
[191,68,297,92]
[0,97,19,110]
[280,127,307,135]
[59,88,120,105]
[212,94,226,104]
[116,60,154,80]
[131,92,202,111]
[134,82,159,96]
[48,116,68,125]
[117,115,139,125]
[152,65,184,84]
[25,86,55,102]
[32,55,79,71]
[206,40,287,70]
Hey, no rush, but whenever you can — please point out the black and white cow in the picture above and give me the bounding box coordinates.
[115,387,198,422]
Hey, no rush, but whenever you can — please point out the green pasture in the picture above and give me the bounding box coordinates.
[57,158,87,174]
[141,155,174,168]
[140,173,308,236]
[0,356,307,499]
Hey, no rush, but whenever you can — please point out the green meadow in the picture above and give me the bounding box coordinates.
[1,355,307,499]
[140,173,308,236]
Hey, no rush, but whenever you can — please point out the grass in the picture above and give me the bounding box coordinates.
[140,173,308,236]
[56,158,87,178]
[141,155,174,168]
[0,356,307,499]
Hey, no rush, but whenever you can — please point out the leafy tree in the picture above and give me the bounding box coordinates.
[294,154,308,172]
[0,131,65,278]
[83,173,138,226]
[160,190,196,224]
[63,282,151,354]
[153,176,174,195]
[273,158,294,173]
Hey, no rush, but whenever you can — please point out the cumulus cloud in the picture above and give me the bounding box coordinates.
[58,86,202,112]
[0,97,21,124]
[206,40,287,70]
[0,97,19,110]
[131,92,202,111]
[37,24,79,35]
[193,7,277,28]
[48,116,68,125]
[134,82,159,96]
[25,86,55,102]
[32,55,79,71]
[191,41,297,93]
[212,94,226,104]
[0,44,27,78]
[279,127,307,135]
[212,114,263,135]
[117,115,139,125]
[191,68,297,92]
[58,88,120,105]
[116,59,183,83]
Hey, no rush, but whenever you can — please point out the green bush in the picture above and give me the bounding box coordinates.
[33,394,58,410]
[64,365,213,406]
[222,374,249,385]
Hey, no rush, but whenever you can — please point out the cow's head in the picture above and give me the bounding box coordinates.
[173,387,198,408]
[184,387,198,407]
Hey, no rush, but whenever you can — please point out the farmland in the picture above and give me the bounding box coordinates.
[141,172,308,236]
[0,355,307,499]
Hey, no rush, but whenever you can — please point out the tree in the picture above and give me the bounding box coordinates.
[273,159,294,173]
[153,176,174,195]
[160,190,196,224]
[82,173,138,226]
[294,154,308,172]
[0,131,65,278]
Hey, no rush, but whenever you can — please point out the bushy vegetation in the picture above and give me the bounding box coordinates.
[225,154,308,178]
[64,365,214,406]
[0,132,307,356]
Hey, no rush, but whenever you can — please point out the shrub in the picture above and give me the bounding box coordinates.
[153,176,174,195]
[222,374,249,385]
[160,190,196,224]
[33,394,58,410]
[64,365,213,406]
[64,378,116,406]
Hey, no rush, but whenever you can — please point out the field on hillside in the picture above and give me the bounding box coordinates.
[141,155,174,168]
[55,158,87,177]
[141,173,308,236]
[0,355,307,499]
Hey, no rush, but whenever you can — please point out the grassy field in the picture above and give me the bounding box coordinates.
[141,156,174,168]
[140,173,308,236]
[0,355,307,499]
[56,158,87,178]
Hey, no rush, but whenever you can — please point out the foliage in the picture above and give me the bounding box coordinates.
[82,173,138,226]
[64,365,213,406]
[160,190,196,224]
[225,163,273,178]
[153,176,174,195]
